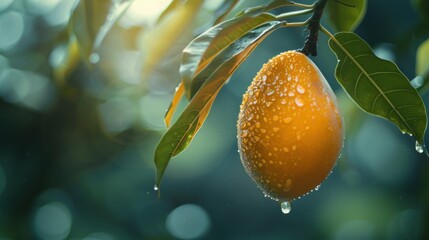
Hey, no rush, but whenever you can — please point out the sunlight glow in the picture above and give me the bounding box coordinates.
[119,0,173,27]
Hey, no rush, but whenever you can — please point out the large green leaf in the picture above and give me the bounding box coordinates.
[326,0,367,32]
[328,32,427,145]
[70,0,132,64]
[180,13,276,99]
[154,21,284,188]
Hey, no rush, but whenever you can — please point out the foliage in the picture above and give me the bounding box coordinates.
[1,0,429,239]
[151,0,429,188]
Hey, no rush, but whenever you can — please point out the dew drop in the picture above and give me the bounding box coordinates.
[288,91,295,97]
[255,122,261,128]
[283,117,292,124]
[154,185,159,191]
[266,102,272,107]
[296,85,305,94]
[262,75,267,81]
[280,201,291,214]
[294,97,304,107]
[241,130,248,137]
[415,141,425,154]
[273,116,279,121]
[280,99,287,105]
[266,89,275,96]
[315,185,320,191]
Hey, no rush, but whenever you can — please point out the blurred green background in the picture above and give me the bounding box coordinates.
[1,0,429,239]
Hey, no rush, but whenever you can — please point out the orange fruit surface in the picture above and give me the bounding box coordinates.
[237,51,344,202]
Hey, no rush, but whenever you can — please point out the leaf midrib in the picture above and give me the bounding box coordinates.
[332,33,417,137]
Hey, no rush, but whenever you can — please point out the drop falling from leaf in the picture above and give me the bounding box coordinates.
[415,141,425,154]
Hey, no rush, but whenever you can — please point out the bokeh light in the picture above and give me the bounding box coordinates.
[333,220,375,240]
[40,0,77,26]
[33,202,72,240]
[348,118,415,186]
[119,0,172,28]
[166,204,211,240]
[98,97,136,133]
[25,0,62,15]
[0,11,24,51]
[0,68,56,111]
[0,0,13,12]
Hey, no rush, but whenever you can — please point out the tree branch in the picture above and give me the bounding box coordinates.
[297,0,328,56]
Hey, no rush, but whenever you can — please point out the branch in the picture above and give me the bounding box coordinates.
[297,0,327,56]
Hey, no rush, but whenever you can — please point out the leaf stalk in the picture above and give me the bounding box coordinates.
[297,0,327,56]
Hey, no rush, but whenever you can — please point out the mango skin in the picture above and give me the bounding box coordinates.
[237,51,344,202]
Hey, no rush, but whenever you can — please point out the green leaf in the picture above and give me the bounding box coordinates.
[328,32,427,145]
[326,0,367,32]
[155,21,284,188]
[70,0,132,64]
[165,82,185,128]
[180,13,276,99]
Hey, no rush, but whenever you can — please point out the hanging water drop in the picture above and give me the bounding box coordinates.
[154,185,159,191]
[280,201,291,214]
[415,141,425,154]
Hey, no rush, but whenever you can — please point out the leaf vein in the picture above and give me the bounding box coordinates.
[334,36,416,137]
